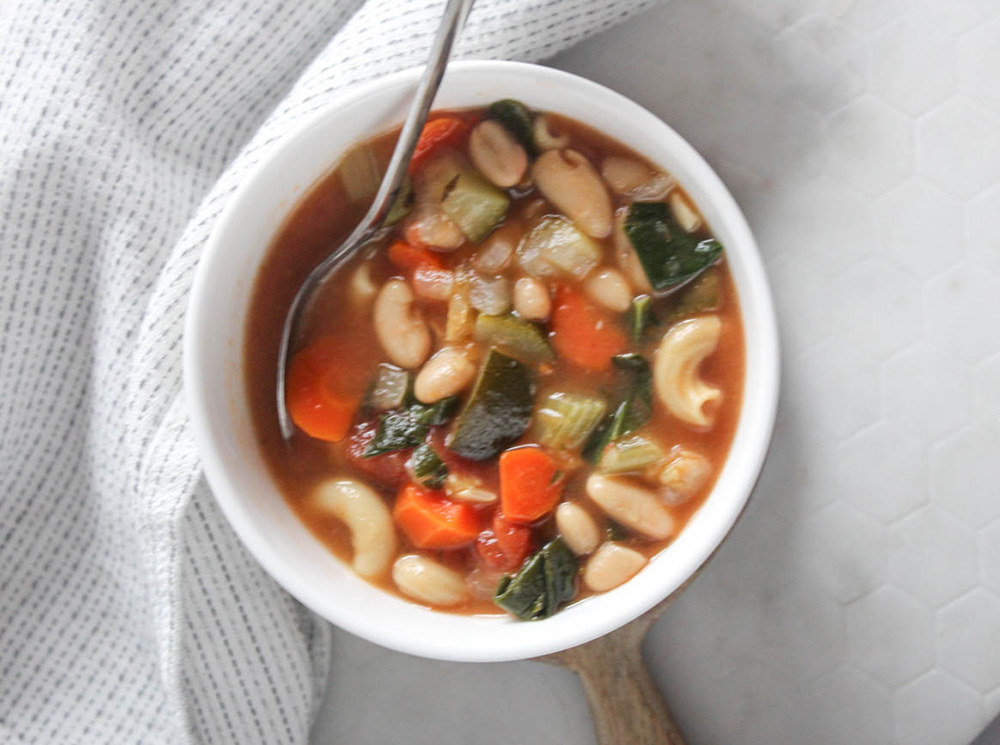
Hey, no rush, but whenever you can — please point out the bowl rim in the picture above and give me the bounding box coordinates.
[184,59,780,661]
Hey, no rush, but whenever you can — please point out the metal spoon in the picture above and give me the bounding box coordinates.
[276,0,475,440]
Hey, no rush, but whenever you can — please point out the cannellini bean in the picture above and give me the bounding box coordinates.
[392,554,468,606]
[349,261,378,304]
[414,347,477,403]
[374,279,431,369]
[513,276,551,321]
[444,472,498,504]
[613,208,653,293]
[585,473,675,539]
[584,542,647,592]
[412,267,454,302]
[670,190,702,232]
[532,149,613,238]
[312,479,396,577]
[657,448,712,505]
[629,172,675,201]
[654,316,722,427]
[601,157,653,195]
[469,120,528,188]
[555,502,601,556]
[583,267,633,313]
[533,115,570,151]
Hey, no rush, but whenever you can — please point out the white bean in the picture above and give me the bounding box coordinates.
[374,278,431,369]
[613,208,653,293]
[513,276,552,321]
[657,448,712,505]
[585,473,675,539]
[555,502,601,556]
[583,267,633,313]
[532,149,613,238]
[349,261,378,304]
[533,115,570,151]
[414,347,477,403]
[601,157,652,195]
[584,542,647,592]
[392,554,468,606]
[469,120,528,188]
[312,479,396,578]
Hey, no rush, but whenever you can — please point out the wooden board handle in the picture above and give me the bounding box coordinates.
[558,629,686,745]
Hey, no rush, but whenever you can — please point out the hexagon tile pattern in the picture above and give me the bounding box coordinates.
[550,1,1000,743]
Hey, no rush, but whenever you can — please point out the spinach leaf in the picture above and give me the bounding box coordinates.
[494,538,578,620]
[624,201,722,291]
[488,99,538,158]
[407,442,449,490]
[363,396,460,457]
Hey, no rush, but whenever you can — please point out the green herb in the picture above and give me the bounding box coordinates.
[407,443,449,490]
[624,201,723,291]
[364,396,460,457]
[448,349,534,461]
[494,538,577,620]
[488,99,538,158]
[628,294,657,343]
[583,354,653,463]
[474,313,555,365]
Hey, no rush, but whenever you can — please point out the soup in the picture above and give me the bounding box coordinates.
[244,101,744,619]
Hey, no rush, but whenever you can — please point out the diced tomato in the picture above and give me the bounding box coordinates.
[409,117,470,174]
[343,419,409,489]
[477,512,532,573]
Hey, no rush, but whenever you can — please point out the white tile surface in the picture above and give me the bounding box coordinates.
[312,1,1000,743]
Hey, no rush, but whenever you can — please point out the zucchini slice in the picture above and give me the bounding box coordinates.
[488,99,538,158]
[473,313,555,365]
[447,349,534,461]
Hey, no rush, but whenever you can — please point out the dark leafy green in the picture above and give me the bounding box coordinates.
[363,396,460,457]
[407,442,449,490]
[624,202,722,291]
[488,99,538,158]
[448,349,534,461]
[583,354,654,463]
[494,538,577,620]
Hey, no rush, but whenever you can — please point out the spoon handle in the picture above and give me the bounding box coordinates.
[555,624,686,745]
[276,0,474,440]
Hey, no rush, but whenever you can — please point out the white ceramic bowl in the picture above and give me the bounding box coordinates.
[184,60,780,662]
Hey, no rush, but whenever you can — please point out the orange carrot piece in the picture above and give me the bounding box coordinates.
[394,484,481,549]
[409,117,469,174]
[285,338,359,441]
[388,239,444,272]
[499,447,564,524]
[550,285,627,371]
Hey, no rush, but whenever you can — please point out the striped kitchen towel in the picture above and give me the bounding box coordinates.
[0,0,659,742]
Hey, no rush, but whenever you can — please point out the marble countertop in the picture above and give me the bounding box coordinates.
[312,1,1000,742]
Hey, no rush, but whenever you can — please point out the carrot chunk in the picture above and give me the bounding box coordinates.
[387,239,444,272]
[285,338,359,441]
[409,117,469,174]
[550,285,627,371]
[499,446,564,524]
[394,483,481,549]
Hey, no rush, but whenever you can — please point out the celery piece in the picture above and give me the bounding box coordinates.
[534,392,607,452]
[597,434,665,475]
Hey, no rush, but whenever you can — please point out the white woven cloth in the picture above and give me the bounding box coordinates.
[0,1,659,742]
